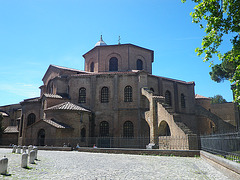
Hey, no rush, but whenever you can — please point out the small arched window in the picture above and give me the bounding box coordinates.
[165,90,172,106]
[181,93,186,108]
[136,59,143,70]
[124,86,133,102]
[109,57,118,71]
[101,87,109,103]
[27,113,36,126]
[123,121,134,138]
[79,87,86,103]
[99,121,109,137]
[90,62,94,72]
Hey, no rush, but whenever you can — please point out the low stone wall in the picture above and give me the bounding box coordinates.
[78,147,200,157]
[0,146,72,151]
[36,146,72,151]
[200,151,240,179]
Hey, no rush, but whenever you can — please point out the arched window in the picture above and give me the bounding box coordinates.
[90,62,94,72]
[101,87,109,103]
[123,121,134,138]
[99,121,109,137]
[78,87,86,103]
[136,59,143,70]
[165,90,172,106]
[27,113,36,126]
[49,82,53,94]
[67,85,70,95]
[109,57,118,71]
[124,86,133,102]
[81,128,86,142]
[181,93,186,108]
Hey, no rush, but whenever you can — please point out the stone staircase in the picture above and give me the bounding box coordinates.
[175,122,194,135]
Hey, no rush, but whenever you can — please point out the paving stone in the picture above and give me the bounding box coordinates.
[0,148,231,179]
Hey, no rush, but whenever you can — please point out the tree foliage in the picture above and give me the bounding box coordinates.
[182,0,240,103]
[210,94,227,104]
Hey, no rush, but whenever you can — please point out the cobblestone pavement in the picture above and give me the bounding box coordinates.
[0,148,230,180]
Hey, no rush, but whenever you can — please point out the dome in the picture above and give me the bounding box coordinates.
[95,35,107,47]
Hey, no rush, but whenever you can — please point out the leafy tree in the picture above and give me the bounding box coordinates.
[182,0,240,103]
[210,94,227,104]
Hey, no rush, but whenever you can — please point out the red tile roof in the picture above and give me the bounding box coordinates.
[4,126,19,133]
[43,119,72,129]
[195,94,210,99]
[46,102,90,112]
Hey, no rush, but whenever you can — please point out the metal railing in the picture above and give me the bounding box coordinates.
[200,132,240,163]
[1,136,192,150]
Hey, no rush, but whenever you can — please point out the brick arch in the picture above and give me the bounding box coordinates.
[158,120,171,136]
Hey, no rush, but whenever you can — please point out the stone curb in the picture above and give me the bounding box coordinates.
[78,147,200,157]
[0,146,72,151]
[200,151,240,179]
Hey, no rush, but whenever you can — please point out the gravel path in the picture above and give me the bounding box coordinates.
[0,148,230,179]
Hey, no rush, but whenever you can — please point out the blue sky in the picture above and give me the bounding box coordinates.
[0,0,233,106]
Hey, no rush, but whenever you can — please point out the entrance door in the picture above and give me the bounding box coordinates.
[37,129,45,146]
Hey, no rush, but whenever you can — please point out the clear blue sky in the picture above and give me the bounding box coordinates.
[0,0,233,106]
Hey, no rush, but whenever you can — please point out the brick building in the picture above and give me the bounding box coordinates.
[0,36,238,149]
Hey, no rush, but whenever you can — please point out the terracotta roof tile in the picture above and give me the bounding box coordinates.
[47,102,90,112]
[50,64,89,74]
[195,94,211,99]
[4,126,19,133]
[22,97,40,103]
[43,119,72,129]
[43,94,63,99]
[0,112,9,117]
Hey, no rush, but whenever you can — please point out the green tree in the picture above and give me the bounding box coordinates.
[182,0,240,103]
[210,94,227,104]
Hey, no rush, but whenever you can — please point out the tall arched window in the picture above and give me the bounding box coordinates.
[136,59,143,70]
[90,62,94,72]
[109,57,118,71]
[165,90,172,106]
[99,121,109,137]
[78,87,86,103]
[123,121,134,138]
[124,86,133,102]
[181,93,186,108]
[27,113,36,126]
[81,128,86,142]
[101,87,109,103]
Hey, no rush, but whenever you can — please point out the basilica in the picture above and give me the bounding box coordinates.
[0,36,238,149]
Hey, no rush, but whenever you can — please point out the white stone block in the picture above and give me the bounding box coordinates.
[12,145,17,153]
[33,147,38,160]
[16,146,22,154]
[22,146,27,153]
[29,150,35,164]
[0,157,8,175]
[21,153,28,168]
